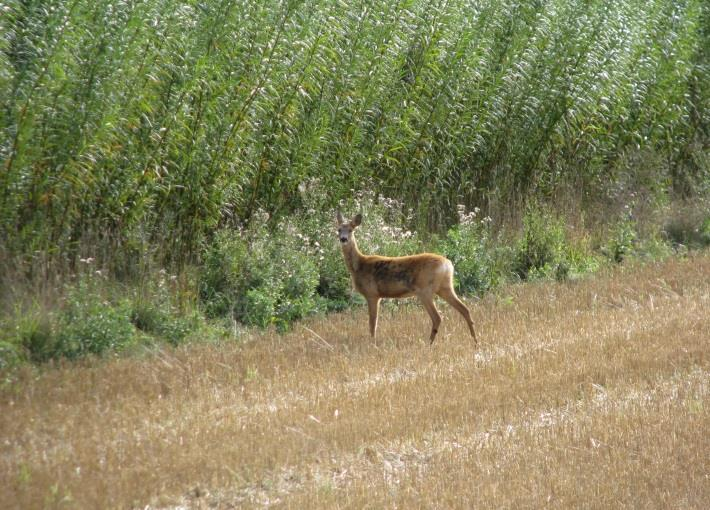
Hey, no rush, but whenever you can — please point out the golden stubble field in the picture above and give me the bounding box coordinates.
[1,255,709,509]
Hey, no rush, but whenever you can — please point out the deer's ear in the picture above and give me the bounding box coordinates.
[352,213,362,227]
[336,210,344,225]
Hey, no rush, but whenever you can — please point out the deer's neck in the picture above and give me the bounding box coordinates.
[341,236,364,274]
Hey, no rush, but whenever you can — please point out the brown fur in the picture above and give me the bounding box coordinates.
[337,212,477,344]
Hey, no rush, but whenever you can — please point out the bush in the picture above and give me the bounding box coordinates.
[130,271,197,346]
[563,234,603,277]
[0,266,214,365]
[3,271,140,362]
[200,229,251,318]
[513,207,568,280]
[314,246,352,312]
[131,300,196,346]
[200,212,321,330]
[0,337,24,371]
[604,216,638,263]
[55,290,136,360]
[17,314,57,364]
[439,206,496,295]
[0,308,56,365]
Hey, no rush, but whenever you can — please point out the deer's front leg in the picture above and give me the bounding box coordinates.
[367,297,380,337]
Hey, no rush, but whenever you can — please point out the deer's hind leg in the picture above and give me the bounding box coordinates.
[417,291,442,344]
[437,286,477,344]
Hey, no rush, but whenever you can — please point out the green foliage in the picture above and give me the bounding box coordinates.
[17,313,57,364]
[199,229,251,319]
[0,272,136,363]
[131,303,195,347]
[200,212,321,330]
[54,280,136,360]
[0,306,56,366]
[636,234,675,261]
[438,206,496,295]
[134,268,200,344]
[564,235,603,277]
[314,244,352,313]
[1,0,707,270]
[0,289,137,363]
[0,340,24,375]
[604,216,639,263]
[513,207,569,280]
[0,264,223,366]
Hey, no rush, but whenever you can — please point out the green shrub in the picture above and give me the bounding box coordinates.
[131,301,164,334]
[564,235,602,278]
[131,300,195,346]
[604,217,638,263]
[130,271,198,346]
[0,306,60,364]
[18,315,57,364]
[11,272,137,360]
[314,246,352,312]
[439,206,496,295]
[0,267,210,365]
[636,234,674,261]
[0,340,25,373]
[242,289,277,328]
[513,207,568,280]
[55,295,136,360]
[200,212,321,329]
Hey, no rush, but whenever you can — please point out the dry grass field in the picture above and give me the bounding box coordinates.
[1,254,709,509]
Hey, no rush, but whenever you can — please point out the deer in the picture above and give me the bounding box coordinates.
[336,211,477,345]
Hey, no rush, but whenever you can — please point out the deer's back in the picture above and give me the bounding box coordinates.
[353,253,452,298]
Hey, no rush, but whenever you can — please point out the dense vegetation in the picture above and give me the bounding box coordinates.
[1,0,709,365]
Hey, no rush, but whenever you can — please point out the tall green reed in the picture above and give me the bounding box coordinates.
[1,0,707,274]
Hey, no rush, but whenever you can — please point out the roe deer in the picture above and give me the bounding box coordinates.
[336,211,477,344]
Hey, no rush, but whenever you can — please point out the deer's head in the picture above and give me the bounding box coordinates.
[336,211,362,245]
